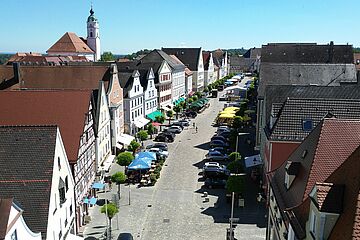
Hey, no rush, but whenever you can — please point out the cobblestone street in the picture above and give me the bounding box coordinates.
[83,79,266,240]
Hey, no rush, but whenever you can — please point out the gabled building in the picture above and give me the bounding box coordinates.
[212,49,229,78]
[0,90,96,231]
[264,97,360,174]
[47,7,101,61]
[0,198,42,240]
[0,126,77,240]
[256,42,358,150]
[243,47,261,73]
[118,70,149,135]
[139,68,159,119]
[202,51,215,86]
[268,118,360,240]
[140,50,186,106]
[162,48,204,92]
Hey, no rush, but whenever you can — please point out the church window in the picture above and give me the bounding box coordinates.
[90,32,93,38]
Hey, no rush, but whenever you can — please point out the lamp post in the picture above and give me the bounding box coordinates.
[229,192,235,240]
[235,132,241,153]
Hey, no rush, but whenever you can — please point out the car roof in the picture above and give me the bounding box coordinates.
[209,151,222,155]
[205,162,219,166]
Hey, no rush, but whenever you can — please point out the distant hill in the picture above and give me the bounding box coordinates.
[226,48,248,56]
[0,53,13,65]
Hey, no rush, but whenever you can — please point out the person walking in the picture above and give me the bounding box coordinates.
[195,126,198,133]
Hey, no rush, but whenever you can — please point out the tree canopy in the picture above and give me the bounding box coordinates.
[226,175,246,194]
[128,140,140,155]
[137,130,148,141]
[111,172,127,184]
[101,52,115,62]
[117,152,134,166]
[100,203,119,220]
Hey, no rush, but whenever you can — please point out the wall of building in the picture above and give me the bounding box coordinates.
[47,128,76,239]
[5,206,42,240]
[144,76,158,115]
[171,70,186,102]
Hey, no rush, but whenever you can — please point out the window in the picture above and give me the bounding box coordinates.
[70,203,73,216]
[310,210,317,237]
[11,230,18,240]
[58,157,61,170]
[150,81,152,87]
[132,112,134,120]
[147,103,149,110]
[65,176,69,192]
[59,178,66,205]
[90,32,93,38]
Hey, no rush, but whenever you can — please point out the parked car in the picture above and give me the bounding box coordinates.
[154,133,174,143]
[146,143,168,151]
[171,122,185,129]
[184,110,197,118]
[208,147,228,154]
[203,163,230,179]
[217,128,231,134]
[217,131,231,139]
[147,147,169,158]
[204,178,227,189]
[178,119,190,126]
[205,151,229,161]
[210,139,229,148]
[117,233,134,240]
[211,135,228,143]
[164,126,182,134]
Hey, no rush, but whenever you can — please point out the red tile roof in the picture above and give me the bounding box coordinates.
[47,32,94,53]
[0,90,92,163]
[305,119,360,200]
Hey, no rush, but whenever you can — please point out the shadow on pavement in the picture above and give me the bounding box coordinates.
[193,142,210,151]
[193,158,209,169]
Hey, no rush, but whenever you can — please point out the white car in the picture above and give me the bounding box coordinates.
[165,126,182,134]
[202,162,227,171]
[147,148,169,158]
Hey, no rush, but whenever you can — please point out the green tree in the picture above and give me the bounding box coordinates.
[232,116,243,129]
[192,95,198,101]
[136,130,148,141]
[100,203,119,238]
[155,115,165,124]
[179,101,187,111]
[229,152,241,161]
[195,92,202,98]
[146,123,155,138]
[166,110,173,124]
[226,175,246,194]
[111,172,127,198]
[188,98,194,104]
[128,140,140,155]
[100,52,115,62]
[173,105,181,119]
[117,152,134,166]
[227,160,244,174]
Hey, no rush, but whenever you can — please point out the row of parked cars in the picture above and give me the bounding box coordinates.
[154,118,191,142]
[202,125,233,189]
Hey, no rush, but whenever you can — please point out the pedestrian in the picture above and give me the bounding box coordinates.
[195,126,198,133]
[193,122,196,128]
[108,179,112,190]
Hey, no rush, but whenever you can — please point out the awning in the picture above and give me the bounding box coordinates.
[146,110,163,121]
[83,196,98,205]
[99,154,115,172]
[161,105,171,112]
[152,122,161,126]
[244,154,263,168]
[118,134,134,146]
[92,182,105,189]
[67,233,84,240]
[134,117,150,128]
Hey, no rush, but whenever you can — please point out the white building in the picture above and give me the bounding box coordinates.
[0,126,77,240]
[119,70,149,135]
[94,81,113,175]
[1,198,42,240]
[139,68,158,116]
[203,51,215,86]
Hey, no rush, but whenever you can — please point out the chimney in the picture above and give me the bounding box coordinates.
[12,62,21,83]
[328,41,334,63]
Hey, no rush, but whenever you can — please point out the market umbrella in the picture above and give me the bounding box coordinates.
[224,107,240,111]
[218,113,235,119]
[136,151,157,162]
[128,158,151,170]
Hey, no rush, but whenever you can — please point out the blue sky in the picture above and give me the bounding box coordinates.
[1,0,359,54]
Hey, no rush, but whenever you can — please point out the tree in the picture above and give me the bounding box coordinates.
[117,152,134,166]
[227,160,244,174]
[232,116,243,129]
[192,95,198,101]
[166,110,173,124]
[195,92,202,98]
[229,152,241,161]
[100,52,115,62]
[188,98,194,104]
[226,175,246,195]
[100,202,119,238]
[111,172,127,198]
[128,140,140,155]
[146,123,155,138]
[136,130,148,141]
[155,115,165,124]
[179,101,187,111]
[173,105,181,119]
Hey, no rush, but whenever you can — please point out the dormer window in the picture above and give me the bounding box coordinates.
[284,161,300,189]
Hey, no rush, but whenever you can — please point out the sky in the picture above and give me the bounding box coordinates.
[1,0,360,54]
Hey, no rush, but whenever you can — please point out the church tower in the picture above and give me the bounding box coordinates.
[87,6,101,61]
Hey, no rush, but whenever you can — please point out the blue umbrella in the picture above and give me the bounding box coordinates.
[136,151,157,162]
[128,158,151,170]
